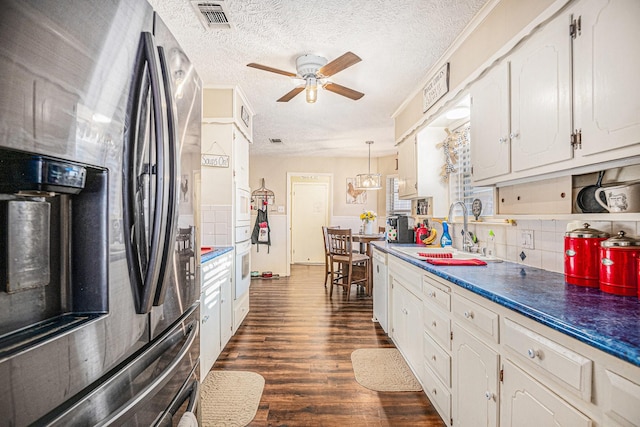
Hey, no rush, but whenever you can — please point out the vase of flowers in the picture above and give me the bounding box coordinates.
[360,210,376,235]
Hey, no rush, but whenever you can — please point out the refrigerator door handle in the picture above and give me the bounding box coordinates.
[155,378,200,426]
[96,319,199,426]
[123,31,170,314]
[38,313,199,426]
[153,44,180,307]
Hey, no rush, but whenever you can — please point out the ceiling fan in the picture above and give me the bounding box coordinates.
[247,52,364,103]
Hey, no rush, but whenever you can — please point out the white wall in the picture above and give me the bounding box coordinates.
[448,219,640,273]
[248,155,390,275]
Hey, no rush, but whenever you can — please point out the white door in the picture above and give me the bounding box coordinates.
[573,0,640,157]
[510,15,573,172]
[291,181,329,263]
[470,62,511,183]
[501,360,592,427]
[452,325,499,427]
[397,138,417,198]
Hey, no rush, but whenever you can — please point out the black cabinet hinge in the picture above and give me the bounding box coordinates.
[570,15,581,39]
[450,331,453,341]
[500,368,504,383]
[571,129,582,149]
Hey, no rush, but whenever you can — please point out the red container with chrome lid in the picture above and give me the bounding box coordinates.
[564,223,610,287]
[599,231,640,296]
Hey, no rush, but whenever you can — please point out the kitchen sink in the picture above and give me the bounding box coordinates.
[391,246,503,263]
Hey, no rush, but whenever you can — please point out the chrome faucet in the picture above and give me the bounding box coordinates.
[448,201,472,252]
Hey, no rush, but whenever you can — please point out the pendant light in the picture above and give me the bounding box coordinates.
[355,140,382,190]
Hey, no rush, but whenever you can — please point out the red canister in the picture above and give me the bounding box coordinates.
[564,223,609,287]
[599,231,640,296]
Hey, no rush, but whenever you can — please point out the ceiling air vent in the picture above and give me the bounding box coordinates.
[269,138,283,144]
[191,1,232,30]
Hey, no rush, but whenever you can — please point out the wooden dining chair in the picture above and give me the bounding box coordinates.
[322,226,342,287]
[326,228,369,300]
[176,227,195,280]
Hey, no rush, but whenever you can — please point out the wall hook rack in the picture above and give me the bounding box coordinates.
[251,178,275,210]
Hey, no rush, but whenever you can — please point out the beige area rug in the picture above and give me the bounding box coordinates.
[200,370,265,427]
[351,348,422,392]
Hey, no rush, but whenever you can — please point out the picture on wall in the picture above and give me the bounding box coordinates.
[346,178,367,204]
[181,174,190,204]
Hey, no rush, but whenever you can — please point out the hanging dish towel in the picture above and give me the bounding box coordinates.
[425,258,486,266]
[251,208,271,253]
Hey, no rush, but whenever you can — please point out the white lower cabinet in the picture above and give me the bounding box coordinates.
[601,369,640,427]
[501,360,592,427]
[388,253,639,427]
[200,251,233,381]
[452,324,500,427]
[220,265,233,349]
[372,249,388,333]
[391,278,423,374]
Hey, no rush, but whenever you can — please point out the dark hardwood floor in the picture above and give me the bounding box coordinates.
[212,264,445,426]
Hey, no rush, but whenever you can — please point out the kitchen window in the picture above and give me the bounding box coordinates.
[386,175,412,215]
[449,123,494,217]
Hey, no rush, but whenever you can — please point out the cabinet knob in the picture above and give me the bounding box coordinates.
[527,348,539,359]
[485,391,494,401]
[432,388,437,395]
[432,355,437,361]
[510,131,520,139]
[432,320,437,327]
[464,310,474,319]
[429,291,436,298]
[499,136,508,144]
[402,308,408,315]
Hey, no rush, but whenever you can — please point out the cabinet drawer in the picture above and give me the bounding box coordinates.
[502,318,592,401]
[422,275,451,312]
[423,362,451,423]
[423,302,451,351]
[389,257,422,297]
[603,369,640,427]
[424,331,451,387]
[452,294,499,343]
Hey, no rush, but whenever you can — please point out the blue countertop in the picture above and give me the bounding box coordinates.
[373,242,640,367]
[200,246,234,264]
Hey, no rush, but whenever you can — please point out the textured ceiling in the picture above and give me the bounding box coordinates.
[149,0,488,158]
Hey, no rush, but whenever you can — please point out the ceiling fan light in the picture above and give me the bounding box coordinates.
[305,77,317,103]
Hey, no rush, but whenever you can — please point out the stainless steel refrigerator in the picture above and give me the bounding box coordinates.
[0,0,202,424]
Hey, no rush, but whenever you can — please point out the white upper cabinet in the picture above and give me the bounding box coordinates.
[509,14,573,173]
[470,0,640,186]
[398,137,417,198]
[233,129,249,189]
[398,126,449,215]
[573,0,640,157]
[471,15,573,185]
[470,62,511,182]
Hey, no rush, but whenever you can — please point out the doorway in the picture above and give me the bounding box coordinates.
[289,174,331,265]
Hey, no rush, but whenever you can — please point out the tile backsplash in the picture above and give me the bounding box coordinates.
[201,204,232,246]
[448,219,640,273]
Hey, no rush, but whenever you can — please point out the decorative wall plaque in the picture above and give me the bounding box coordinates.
[201,154,229,168]
[423,62,450,112]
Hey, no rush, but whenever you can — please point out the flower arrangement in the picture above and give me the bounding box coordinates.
[360,210,377,222]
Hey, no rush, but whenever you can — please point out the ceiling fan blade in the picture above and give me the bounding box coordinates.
[277,86,305,102]
[247,63,297,77]
[324,83,364,100]
[318,52,361,77]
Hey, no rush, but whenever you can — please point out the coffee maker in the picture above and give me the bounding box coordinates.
[387,215,414,243]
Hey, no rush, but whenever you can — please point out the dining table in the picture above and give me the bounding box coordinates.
[351,233,386,295]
